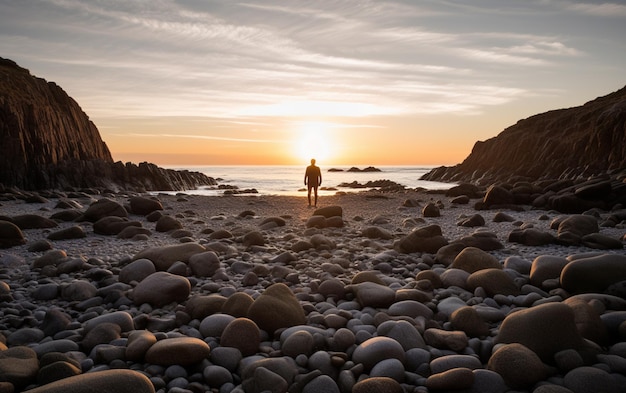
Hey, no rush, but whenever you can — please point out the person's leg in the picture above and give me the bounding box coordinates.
[314,186,318,207]
[307,186,312,206]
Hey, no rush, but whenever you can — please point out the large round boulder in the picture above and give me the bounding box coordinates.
[495,302,587,362]
[132,272,191,307]
[247,283,306,336]
[560,254,626,293]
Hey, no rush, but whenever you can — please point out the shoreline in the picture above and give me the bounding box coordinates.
[1,189,625,392]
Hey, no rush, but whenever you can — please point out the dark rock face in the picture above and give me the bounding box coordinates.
[0,57,215,191]
[422,86,626,184]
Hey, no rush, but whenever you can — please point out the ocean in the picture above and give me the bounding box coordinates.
[164,165,455,196]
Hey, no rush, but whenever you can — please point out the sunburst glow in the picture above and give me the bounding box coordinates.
[293,122,336,164]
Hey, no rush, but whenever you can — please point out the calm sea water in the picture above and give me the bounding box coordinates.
[164,165,455,196]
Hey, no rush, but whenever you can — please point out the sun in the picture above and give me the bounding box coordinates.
[292,122,336,164]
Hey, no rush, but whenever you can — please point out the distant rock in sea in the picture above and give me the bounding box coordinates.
[422,86,626,184]
[347,166,382,172]
[0,57,216,192]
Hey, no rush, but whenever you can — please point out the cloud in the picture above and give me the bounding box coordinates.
[568,2,626,17]
[120,132,286,144]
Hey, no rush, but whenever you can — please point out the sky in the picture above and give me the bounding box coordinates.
[1,0,625,166]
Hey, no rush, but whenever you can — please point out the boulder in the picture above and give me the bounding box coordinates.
[450,246,501,273]
[132,272,191,307]
[129,196,163,215]
[560,254,626,293]
[132,242,206,271]
[394,224,448,254]
[0,220,26,248]
[82,198,128,222]
[556,215,599,245]
[495,302,587,362]
[247,283,306,336]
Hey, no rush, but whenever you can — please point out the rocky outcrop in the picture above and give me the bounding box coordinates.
[0,57,215,191]
[422,86,626,184]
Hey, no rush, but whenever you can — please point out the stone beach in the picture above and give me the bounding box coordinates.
[0,188,625,393]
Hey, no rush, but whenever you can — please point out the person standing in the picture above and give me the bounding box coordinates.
[304,158,322,207]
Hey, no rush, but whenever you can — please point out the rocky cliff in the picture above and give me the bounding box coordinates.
[0,57,215,191]
[422,86,626,185]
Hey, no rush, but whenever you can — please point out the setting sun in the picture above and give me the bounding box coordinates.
[292,122,337,163]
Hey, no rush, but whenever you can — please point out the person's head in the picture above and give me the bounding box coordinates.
[310,158,316,165]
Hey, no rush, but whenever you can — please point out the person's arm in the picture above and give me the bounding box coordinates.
[304,168,308,185]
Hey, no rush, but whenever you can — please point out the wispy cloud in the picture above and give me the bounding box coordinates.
[568,2,626,17]
[120,133,286,144]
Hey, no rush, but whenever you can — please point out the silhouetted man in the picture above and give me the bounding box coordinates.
[304,158,322,207]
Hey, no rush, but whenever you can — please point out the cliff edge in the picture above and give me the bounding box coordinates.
[0,57,215,191]
[422,86,626,184]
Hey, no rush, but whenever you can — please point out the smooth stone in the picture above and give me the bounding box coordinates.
[281,329,315,357]
[37,360,82,385]
[209,347,242,372]
[450,306,490,337]
[429,354,482,374]
[125,330,157,361]
[60,280,97,301]
[155,215,183,232]
[467,268,520,296]
[0,219,26,248]
[83,311,134,334]
[560,254,626,293]
[247,283,306,336]
[530,255,570,287]
[132,242,206,271]
[220,318,261,357]
[199,314,235,337]
[369,358,405,382]
[82,198,128,222]
[495,302,586,362]
[6,327,45,346]
[393,224,448,254]
[450,246,501,273]
[348,281,396,308]
[82,322,121,352]
[352,336,405,371]
[437,296,468,317]
[426,367,474,390]
[0,346,39,389]
[556,215,599,245]
[188,251,221,277]
[129,196,163,215]
[424,328,468,351]
[464,369,508,393]
[240,357,298,386]
[440,268,470,289]
[185,294,227,320]
[221,292,254,317]
[488,343,548,389]
[376,320,426,351]
[202,365,233,387]
[563,366,619,393]
[145,337,210,366]
[47,225,86,240]
[25,369,155,393]
[132,272,191,307]
[351,377,403,393]
[119,258,156,284]
[32,339,80,357]
[388,300,433,319]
